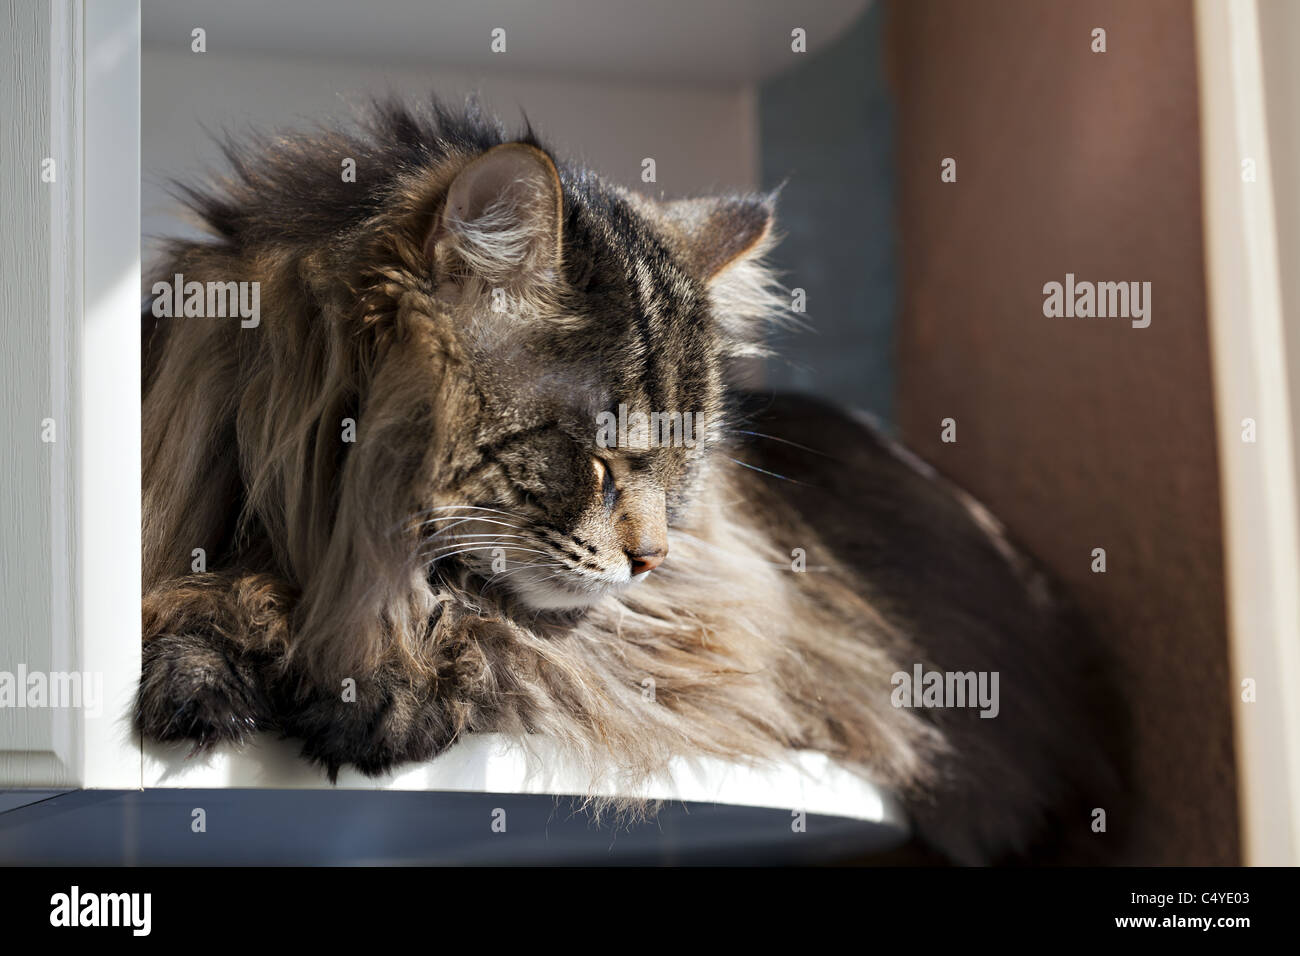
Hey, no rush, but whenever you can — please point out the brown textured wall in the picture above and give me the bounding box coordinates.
[886,0,1238,864]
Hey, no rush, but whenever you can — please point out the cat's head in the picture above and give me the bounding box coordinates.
[406,141,780,612]
[150,100,783,673]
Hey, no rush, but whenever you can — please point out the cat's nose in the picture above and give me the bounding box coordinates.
[627,546,667,576]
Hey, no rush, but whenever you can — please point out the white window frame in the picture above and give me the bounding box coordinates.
[1,0,140,794]
[81,0,144,790]
[1195,0,1300,866]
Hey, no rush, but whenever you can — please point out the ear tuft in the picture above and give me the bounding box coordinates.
[426,142,564,291]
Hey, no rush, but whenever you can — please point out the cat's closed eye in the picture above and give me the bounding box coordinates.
[592,456,618,509]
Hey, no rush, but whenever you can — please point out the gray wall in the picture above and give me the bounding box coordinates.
[758,4,896,425]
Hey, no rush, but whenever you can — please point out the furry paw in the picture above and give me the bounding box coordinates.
[277,673,453,782]
[136,632,271,752]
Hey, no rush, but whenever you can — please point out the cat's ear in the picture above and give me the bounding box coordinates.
[425,142,564,292]
[659,195,774,283]
[658,194,782,359]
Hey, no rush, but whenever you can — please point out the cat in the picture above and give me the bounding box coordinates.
[138,97,1123,864]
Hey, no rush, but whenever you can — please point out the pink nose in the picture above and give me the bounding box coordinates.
[628,549,666,576]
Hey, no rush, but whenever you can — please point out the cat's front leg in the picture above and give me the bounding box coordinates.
[136,571,294,751]
[273,612,503,782]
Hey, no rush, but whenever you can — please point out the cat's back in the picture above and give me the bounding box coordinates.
[735,391,1058,633]
[735,391,1127,862]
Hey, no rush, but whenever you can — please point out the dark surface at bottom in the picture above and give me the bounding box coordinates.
[0,789,908,865]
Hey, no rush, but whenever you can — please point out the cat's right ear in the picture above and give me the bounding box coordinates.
[425,143,564,295]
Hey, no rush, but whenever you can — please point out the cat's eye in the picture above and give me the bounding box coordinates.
[593,456,618,507]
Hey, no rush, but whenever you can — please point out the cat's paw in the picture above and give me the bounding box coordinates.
[136,632,271,752]
[279,674,453,782]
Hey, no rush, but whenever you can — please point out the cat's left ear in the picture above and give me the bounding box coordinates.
[657,194,781,358]
[425,142,564,292]
[658,194,775,283]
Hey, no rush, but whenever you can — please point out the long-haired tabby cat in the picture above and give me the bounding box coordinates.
[139,97,1122,864]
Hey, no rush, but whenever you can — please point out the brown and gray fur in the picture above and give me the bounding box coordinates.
[138,98,1124,864]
